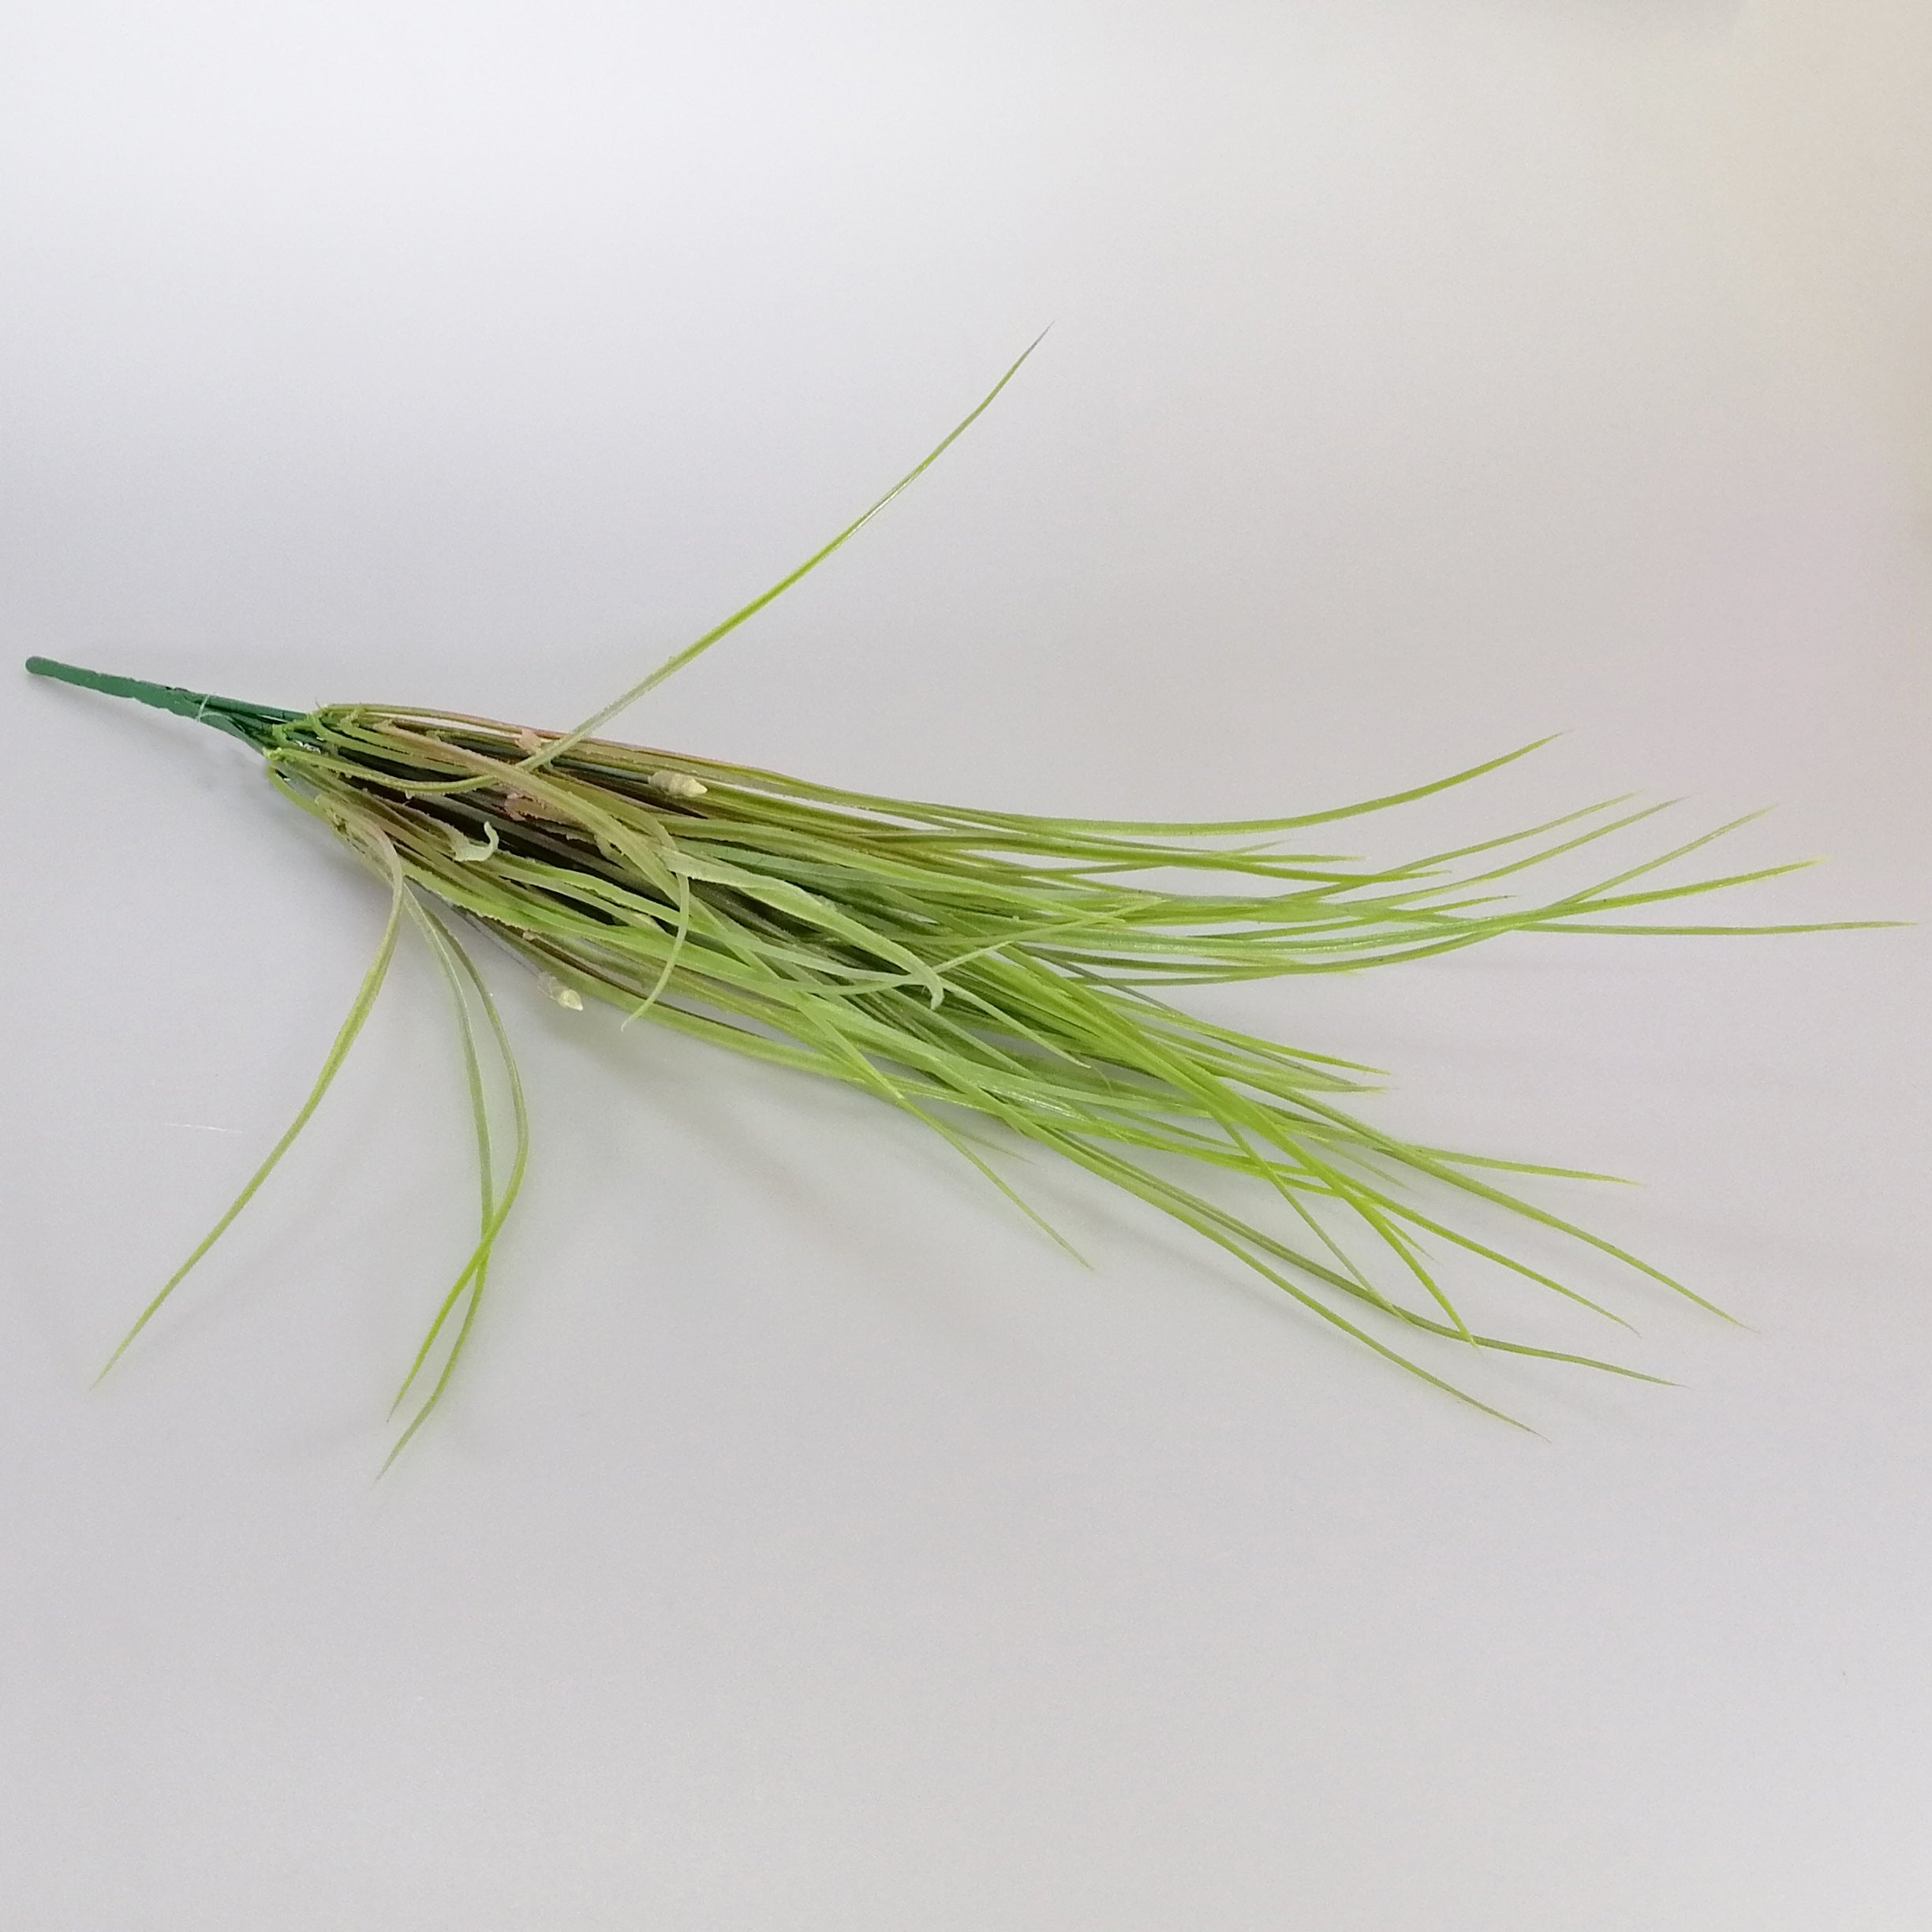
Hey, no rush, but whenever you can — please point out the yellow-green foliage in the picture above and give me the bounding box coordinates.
[25,351,1878,1463]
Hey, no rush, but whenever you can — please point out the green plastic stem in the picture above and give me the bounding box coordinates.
[24,656,297,748]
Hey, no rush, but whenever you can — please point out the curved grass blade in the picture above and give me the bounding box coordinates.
[382,903,529,1470]
[95,828,409,1381]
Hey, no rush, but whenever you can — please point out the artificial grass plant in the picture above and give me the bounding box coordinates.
[25,345,1875,1463]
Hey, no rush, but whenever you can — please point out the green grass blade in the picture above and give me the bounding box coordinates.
[95,829,408,1381]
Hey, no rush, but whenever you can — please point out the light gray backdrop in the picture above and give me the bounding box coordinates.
[2,4,1928,1926]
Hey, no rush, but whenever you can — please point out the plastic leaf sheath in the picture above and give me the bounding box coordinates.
[24,351,1891,1463]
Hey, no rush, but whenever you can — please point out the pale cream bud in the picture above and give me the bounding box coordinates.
[646,770,707,799]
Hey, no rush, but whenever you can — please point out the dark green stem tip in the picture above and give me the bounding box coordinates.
[26,655,296,747]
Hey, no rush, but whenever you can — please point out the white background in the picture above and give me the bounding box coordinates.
[2,4,1929,1926]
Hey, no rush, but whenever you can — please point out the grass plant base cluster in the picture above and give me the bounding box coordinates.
[26,350,1874,1464]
